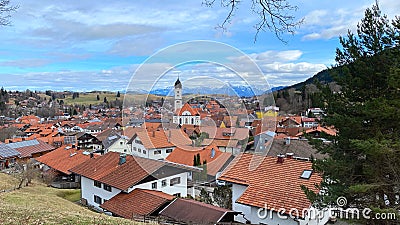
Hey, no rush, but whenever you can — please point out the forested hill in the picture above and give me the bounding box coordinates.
[285,68,334,91]
[271,66,341,114]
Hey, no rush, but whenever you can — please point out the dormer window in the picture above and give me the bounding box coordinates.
[300,170,313,179]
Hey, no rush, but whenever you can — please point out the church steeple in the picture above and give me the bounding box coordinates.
[174,77,182,89]
[174,77,182,112]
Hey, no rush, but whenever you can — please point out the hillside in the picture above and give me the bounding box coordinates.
[271,67,341,114]
[0,173,138,225]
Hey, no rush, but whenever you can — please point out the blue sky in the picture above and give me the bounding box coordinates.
[0,0,399,92]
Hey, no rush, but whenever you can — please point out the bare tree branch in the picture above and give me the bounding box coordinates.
[0,0,18,26]
[203,0,303,43]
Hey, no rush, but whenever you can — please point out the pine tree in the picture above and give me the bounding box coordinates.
[309,4,400,224]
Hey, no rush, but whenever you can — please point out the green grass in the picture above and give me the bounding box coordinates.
[0,174,140,225]
[62,93,123,105]
[56,189,81,202]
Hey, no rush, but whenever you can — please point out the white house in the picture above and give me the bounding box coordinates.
[218,153,333,225]
[173,103,201,126]
[103,133,130,154]
[302,117,320,128]
[127,129,192,160]
[69,152,200,211]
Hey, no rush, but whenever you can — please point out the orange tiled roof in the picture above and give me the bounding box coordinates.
[297,126,337,136]
[100,189,174,218]
[134,129,191,149]
[219,153,322,218]
[177,103,199,116]
[36,146,95,175]
[70,152,165,190]
[166,145,227,169]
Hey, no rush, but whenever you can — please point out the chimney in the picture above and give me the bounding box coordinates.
[72,144,76,149]
[77,146,80,150]
[286,152,294,159]
[284,137,291,145]
[277,154,285,164]
[90,153,94,158]
[119,153,126,165]
[168,130,171,143]
[192,140,195,147]
[152,130,155,137]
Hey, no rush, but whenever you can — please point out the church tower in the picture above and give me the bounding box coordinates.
[174,77,182,112]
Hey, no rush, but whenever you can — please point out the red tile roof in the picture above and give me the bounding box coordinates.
[134,129,192,149]
[297,126,337,136]
[100,189,174,218]
[70,152,197,190]
[177,103,199,116]
[9,140,55,158]
[160,198,234,224]
[166,145,222,166]
[36,146,95,175]
[166,145,232,176]
[219,153,322,218]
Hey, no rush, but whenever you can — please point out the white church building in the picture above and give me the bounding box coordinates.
[172,78,201,126]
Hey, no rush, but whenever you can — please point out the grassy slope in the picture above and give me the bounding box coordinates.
[0,174,138,225]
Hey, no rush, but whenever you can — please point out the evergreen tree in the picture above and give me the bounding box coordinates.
[116,91,120,97]
[309,4,400,224]
[96,94,100,101]
[213,185,232,209]
[199,188,212,204]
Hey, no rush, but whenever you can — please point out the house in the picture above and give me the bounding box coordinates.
[199,126,249,155]
[296,126,337,141]
[218,153,331,225]
[165,145,233,182]
[302,117,319,128]
[0,144,20,169]
[36,145,96,188]
[278,116,302,128]
[103,133,130,154]
[253,130,275,153]
[100,188,174,220]
[76,132,102,150]
[159,198,237,224]
[7,139,55,161]
[128,129,192,160]
[69,152,200,211]
[173,103,201,126]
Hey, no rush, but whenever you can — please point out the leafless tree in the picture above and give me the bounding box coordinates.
[203,0,303,43]
[0,0,18,26]
[13,160,39,189]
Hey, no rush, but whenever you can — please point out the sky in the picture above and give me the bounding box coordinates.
[0,0,399,92]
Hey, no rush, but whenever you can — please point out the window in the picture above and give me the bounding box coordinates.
[173,193,181,197]
[152,182,157,189]
[166,149,173,153]
[138,148,142,153]
[120,142,123,145]
[162,179,167,187]
[143,150,147,154]
[300,170,313,179]
[94,195,102,204]
[170,177,181,186]
[103,184,112,192]
[133,147,137,151]
[135,140,142,144]
[124,149,127,152]
[94,180,101,188]
[154,150,162,155]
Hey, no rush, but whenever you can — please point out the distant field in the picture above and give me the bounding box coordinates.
[63,93,123,105]
[0,174,139,225]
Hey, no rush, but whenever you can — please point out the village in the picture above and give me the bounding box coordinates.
[0,78,338,225]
